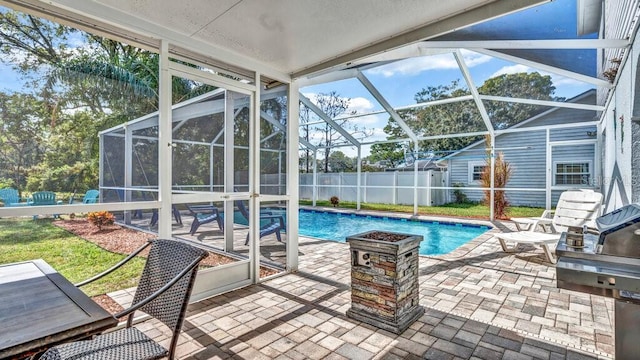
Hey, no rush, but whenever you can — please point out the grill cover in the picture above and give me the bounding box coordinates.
[595,204,640,257]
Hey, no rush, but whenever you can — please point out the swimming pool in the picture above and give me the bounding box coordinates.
[299,210,489,255]
[236,209,490,256]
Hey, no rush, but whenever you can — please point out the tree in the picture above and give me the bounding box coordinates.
[0,92,49,192]
[299,104,313,173]
[327,151,356,172]
[0,9,216,192]
[308,91,370,172]
[378,73,559,155]
[480,72,560,129]
[369,141,405,168]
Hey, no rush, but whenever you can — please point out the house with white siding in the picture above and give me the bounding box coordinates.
[445,89,598,207]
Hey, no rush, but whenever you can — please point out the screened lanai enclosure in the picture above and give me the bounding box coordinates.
[98,78,294,293]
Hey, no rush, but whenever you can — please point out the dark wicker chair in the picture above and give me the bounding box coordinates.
[235,200,285,245]
[40,239,208,360]
[186,204,223,235]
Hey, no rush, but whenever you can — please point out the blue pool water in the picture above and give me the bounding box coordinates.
[235,209,490,256]
[299,210,489,255]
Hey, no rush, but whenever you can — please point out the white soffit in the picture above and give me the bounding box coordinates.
[32,0,545,78]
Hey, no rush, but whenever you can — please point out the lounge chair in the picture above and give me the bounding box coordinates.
[0,188,27,207]
[235,200,285,245]
[186,204,222,235]
[40,239,208,360]
[495,189,603,263]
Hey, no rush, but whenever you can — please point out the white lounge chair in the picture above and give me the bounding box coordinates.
[495,190,603,263]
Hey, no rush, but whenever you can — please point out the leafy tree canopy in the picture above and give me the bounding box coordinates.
[371,72,560,163]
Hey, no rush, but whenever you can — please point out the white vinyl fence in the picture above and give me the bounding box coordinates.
[299,170,448,206]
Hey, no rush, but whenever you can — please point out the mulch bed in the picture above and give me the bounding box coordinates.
[53,219,279,314]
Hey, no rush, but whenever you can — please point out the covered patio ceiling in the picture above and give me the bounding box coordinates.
[7,0,554,82]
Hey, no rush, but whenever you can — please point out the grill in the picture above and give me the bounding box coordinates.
[556,204,640,359]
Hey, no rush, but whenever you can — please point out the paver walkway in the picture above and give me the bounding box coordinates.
[113,217,615,359]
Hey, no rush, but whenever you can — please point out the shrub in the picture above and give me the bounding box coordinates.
[87,211,115,230]
[330,196,340,207]
[452,183,468,204]
[480,136,512,219]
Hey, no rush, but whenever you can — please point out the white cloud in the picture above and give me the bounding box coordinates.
[490,64,531,78]
[490,64,587,88]
[368,49,492,77]
[348,97,375,113]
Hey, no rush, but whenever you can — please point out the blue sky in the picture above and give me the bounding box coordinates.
[300,49,595,156]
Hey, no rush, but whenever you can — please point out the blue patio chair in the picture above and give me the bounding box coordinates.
[150,205,183,227]
[235,200,285,245]
[0,188,27,207]
[82,189,99,204]
[186,204,222,235]
[30,191,57,206]
[30,191,58,219]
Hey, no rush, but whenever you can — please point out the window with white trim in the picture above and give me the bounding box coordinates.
[554,161,592,186]
[468,161,487,183]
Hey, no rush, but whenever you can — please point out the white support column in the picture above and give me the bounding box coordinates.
[278,151,283,194]
[490,134,496,221]
[393,171,398,205]
[98,135,104,202]
[363,172,368,203]
[413,143,419,215]
[249,74,261,283]
[224,91,235,251]
[357,146,362,210]
[312,150,318,206]
[426,170,432,206]
[158,40,172,239]
[209,144,214,193]
[339,172,343,201]
[545,129,552,209]
[287,82,300,272]
[124,124,133,224]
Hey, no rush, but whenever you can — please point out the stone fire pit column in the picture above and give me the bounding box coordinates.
[346,230,424,334]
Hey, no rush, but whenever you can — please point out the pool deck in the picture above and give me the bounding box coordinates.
[111,212,614,359]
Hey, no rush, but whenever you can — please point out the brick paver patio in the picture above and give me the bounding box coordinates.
[113,215,615,359]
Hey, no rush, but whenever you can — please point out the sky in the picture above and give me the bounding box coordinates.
[300,49,595,157]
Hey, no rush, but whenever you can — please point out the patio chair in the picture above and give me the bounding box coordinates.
[40,239,209,360]
[30,191,57,206]
[236,200,285,245]
[494,189,603,263]
[30,191,60,219]
[0,188,27,207]
[150,205,184,227]
[186,204,222,235]
[81,189,100,204]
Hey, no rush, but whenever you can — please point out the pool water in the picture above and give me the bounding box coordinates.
[234,209,490,256]
[299,210,489,256]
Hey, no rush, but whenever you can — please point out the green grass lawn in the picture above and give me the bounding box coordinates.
[0,218,144,296]
[299,200,544,219]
